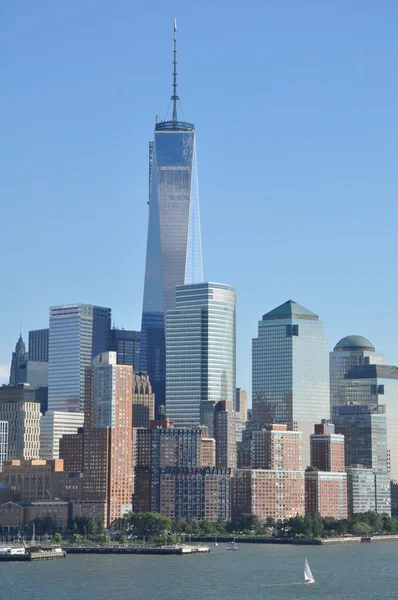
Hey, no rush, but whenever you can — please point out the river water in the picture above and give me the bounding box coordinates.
[1,542,397,600]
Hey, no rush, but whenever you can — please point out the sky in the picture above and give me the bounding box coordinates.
[1,1,397,401]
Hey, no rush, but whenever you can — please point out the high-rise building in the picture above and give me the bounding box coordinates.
[232,469,305,523]
[132,372,155,428]
[48,304,111,412]
[200,401,217,438]
[135,425,209,513]
[40,411,85,460]
[333,404,387,472]
[9,335,28,386]
[21,361,48,414]
[346,466,391,516]
[252,424,302,471]
[236,388,248,421]
[140,22,203,413]
[166,283,236,427]
[232,423,305,522]
[305,471,347,520]
[110,329,141,370]
[0,385,40,460]
[82,352,133,526]
[339,364,398,479]
[59,429,84,473]
[252,300,330,466]
[214,401,237,470]
[28,329,49,362]
[0,421,8,472]
[330,336,385,409]
[310,422,345,473]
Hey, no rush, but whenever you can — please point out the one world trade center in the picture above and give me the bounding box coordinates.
[140,21,203,414]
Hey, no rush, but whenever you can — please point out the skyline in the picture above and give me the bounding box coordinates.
[1,2,398,399]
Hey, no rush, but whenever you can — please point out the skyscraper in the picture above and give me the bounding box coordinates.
[333,404,388,472]
[140,21,203,412]
[252,300,330,465]
[166,283,236,427]
[110,328,141,370]
[28,329,49,362]
[48,304,111,412]
[83,352,133,526]
[236,388,248,421]
[9,334,28,386]
[339,364,398,479]
[310,422,345,473]
[330,335,385,409]
[0,421,8,472]
[214,401,237,470]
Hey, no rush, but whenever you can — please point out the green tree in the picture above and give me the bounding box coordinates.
[352,522,372,537]
[87,517,99,535]
[125,512,172,538]
[53,532,62,543]
[199,520,216,535]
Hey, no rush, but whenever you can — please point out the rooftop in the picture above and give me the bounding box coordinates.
[262,300,318,321]
[334,335,375,352]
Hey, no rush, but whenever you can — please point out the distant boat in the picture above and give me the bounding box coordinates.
[214,535,218,547]
[226,533,239,551]
[304,558,315,584]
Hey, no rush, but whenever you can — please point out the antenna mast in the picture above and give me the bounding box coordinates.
[171,19,179,121]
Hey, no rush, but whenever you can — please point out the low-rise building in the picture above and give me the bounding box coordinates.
[24,501,68,531]
[0,501,24,529]
[71,500,107,527]
[346,465,391,516]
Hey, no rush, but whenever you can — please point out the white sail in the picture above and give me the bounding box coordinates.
[304,558,314,583]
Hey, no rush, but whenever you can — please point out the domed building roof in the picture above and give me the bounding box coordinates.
[334,335,375,352]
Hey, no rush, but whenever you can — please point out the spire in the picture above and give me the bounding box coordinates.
[171,19,179,121]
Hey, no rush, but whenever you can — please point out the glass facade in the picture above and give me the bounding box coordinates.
[340,364,398,481]
[48,304,111,412]
[166,283,236,427]
[141,122,203,414]
[0,421,8,472]
[28,328,49,362]
[330,335,385,409]
[252,300,330,466]
[110,328,141,370]
[333,404,387,472]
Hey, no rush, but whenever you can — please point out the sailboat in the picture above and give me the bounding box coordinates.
[214,534,218,547]
[304,558,315,584]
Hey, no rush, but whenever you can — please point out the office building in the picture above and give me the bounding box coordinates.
[200,437,216,467]
[0,385,40,460]
[252,300,330,466]
[340,364,398,479]
[48,304,111,412]
[140,22,204,413]
[110,328,141,370]
[83,352,133,526]
[28,329,49,362]
[333,404,387,472]
[252,425,302,471]
[0,421,8,472]
[330,336,385,409]
[40,411,84,460]
[200,401,217,438]
[9,334,28,386]
[310,423,345,473]
[132,372,155,428]
[391,481,398,517]
[166,283,236,427]
[236,388,248,421]
[305,471,347,519]
[214,401,237,470]
[346,466,391,516]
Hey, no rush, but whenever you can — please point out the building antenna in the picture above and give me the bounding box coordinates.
[171,19,179,121]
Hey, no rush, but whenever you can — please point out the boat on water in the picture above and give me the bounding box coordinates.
[0,546,66,561]
[226,533,239,551]
[304,558,315,584]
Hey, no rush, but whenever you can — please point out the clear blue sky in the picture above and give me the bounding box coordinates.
[1,1,397,400]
